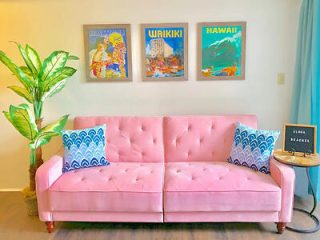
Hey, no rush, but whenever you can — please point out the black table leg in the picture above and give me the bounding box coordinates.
[286,167,320,233]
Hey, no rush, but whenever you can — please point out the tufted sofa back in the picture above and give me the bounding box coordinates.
[74,116,164,163]
[164,115,257,162]
[74,115,257,163]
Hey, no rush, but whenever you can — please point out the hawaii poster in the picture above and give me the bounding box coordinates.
[84,24,132,81]
[198,22,246,80]
[141,23,188,81]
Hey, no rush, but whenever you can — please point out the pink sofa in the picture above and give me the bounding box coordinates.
[36,115,295,233]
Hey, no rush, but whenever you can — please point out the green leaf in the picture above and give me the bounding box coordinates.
[29,114,69,149]
[20,66,33,78]
[4,104,38,140]
[68,55,79,60]
[29,131,59,149]
[42,66,76,92]
[3,111,12,123]
[41,114,69,133]
[15,43,38,76]
[41,80,67,101]
[39,51,69,81]
[40,67,76,101]
[0,50,35,90]
[25,44,41,73]
[8,86,34,103]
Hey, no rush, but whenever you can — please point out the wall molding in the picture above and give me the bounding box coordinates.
[0,188,22,192]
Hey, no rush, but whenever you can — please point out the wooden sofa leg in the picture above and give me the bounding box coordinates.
[45,221,54,233]
[276,222,286,234]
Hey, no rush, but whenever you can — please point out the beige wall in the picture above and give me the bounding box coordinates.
[0,0,300,189]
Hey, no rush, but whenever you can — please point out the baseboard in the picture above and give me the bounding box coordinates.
[0,188,22,192]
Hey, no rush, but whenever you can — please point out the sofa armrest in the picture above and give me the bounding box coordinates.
[36,155,63,221]
[270,157,295,222]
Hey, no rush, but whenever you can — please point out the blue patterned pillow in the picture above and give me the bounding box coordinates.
[62,124,109,173]
[227,122,280,174]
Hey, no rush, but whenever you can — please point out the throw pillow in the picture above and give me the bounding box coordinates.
[227,122,280,174]
[62,124,109,173]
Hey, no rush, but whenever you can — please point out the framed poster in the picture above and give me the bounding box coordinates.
[197,22,246,80]
[141,23,188,81]
[83,24,132,82]
[283,124,316,155]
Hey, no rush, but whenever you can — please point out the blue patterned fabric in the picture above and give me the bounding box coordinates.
[227,122,280,174]
[62,124,109,173]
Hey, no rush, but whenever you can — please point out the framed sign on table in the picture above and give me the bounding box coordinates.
[197,21,246,80]
[283,123,317,155]
[141,23,188,81]
[83,24,132,82]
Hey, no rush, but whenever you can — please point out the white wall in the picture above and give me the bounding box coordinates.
[0,0,301,189]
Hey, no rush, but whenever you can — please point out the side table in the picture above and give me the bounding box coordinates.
[273,149,320,233]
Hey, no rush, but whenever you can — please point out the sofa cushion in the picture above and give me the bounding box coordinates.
[227,122,280,174]
[164,115,257,162]
[49,162,164,212]
[164,162,281,212]
[61,124,109,172]
[74,117,164,163]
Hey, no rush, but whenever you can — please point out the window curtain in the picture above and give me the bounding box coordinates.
[291,0,320,200]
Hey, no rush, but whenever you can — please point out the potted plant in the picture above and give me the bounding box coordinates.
[0,43,78,215]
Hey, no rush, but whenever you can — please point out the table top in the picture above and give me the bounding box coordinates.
[273,149,320,167]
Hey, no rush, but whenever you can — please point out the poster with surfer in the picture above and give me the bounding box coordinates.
[141,23,188,81]
[84,24,132,81]
[198,22,246,80]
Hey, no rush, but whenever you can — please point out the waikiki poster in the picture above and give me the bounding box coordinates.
[84,24,132,81]
[141,23,188,81]
[198,22,246,80]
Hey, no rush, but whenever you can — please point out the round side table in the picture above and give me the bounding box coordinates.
[273,149,320,233]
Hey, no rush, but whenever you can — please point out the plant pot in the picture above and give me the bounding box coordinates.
[22,187,38,216]
[24,194,38,216]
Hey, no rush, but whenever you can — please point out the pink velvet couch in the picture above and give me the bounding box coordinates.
[36,115,295,233]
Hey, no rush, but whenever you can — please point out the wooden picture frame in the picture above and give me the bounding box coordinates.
[282,123,317,154]
[83,24,132,82]
[197,22,246,80]
[141,23,188,81]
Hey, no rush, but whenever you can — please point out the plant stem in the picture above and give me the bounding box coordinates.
[35,118,44,168]
[29,119,43,192]
[30,108,44,192]
[30,148,35,167]
[34,101,42,120]
[29,149,36,191]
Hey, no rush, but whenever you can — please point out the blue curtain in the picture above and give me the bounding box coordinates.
[291,0,320,200]
[310,0,320,199]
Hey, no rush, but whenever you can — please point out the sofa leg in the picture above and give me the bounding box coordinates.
[276,222,286,234]
[45,221,54,233]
